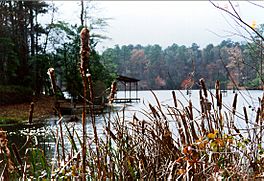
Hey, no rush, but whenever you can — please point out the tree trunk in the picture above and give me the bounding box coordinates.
[17,1,29,85]
[80,0,84,26]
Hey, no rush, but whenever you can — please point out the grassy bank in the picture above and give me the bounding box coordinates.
[0,95,55,123]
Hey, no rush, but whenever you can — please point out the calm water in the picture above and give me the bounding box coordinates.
[3,89,263,154]
[119,89,262,123]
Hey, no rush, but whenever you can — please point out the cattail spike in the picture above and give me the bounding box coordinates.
[109,81,117,104]
[47,68,56,95]
[199,78,207,98]
[232,93,238,115]
[80,27,90,75]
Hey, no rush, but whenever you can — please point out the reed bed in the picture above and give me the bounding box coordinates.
[1,78,263,180]
[1,27,263,180]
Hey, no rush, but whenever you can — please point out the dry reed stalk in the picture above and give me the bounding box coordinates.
[151,90,166,119]
[47,68,65,163]
[243,107,248,125]
[215,80,220,106]
[171,108,186,145]
[230,93,238,130]
[79,66,87,179]
[0,129,13,180]
[199,80,213,133]
[87,74,94,104]
[187,101,198,141]
[28,102,34,124]
[1,163,8,180]
[11,143,23,174]
[199,90,206,134]
[179,112,191,145]
[255,108,261,144]
[58,121,65,164]
[219,92,223,130]
[79,27,90,180]
[199,89,205,115]
[87,73,101,179]
[149,103,160,120]
[260,96,263,145]
[51,127,59,178]
[215,79,223,127]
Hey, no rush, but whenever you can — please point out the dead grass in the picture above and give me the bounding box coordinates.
[0,78,263,180]
[0,95,55,122]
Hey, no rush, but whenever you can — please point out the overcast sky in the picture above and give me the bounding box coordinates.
[52,1,264,52]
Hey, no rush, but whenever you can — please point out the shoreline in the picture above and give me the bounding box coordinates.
[0,95,55,124]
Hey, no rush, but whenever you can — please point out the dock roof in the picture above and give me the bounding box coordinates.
[116,75,140,82]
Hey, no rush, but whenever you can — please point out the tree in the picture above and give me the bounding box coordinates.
[0,1,49,91]
[48,17,114,99]
[210,0,264,89]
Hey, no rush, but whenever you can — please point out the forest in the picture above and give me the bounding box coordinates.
[101,39,263,90]
[0,1,115,104]
[0,1,263,104]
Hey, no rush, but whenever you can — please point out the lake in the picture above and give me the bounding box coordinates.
[119,89,262,123]
[4,89,263,154]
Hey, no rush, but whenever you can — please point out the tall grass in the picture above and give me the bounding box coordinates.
[1,26,263,179]
[1,78,263,180]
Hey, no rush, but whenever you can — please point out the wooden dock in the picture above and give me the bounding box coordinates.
[113,98,140,103]
[57,100,106,115]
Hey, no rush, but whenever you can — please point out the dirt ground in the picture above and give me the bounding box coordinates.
[0,95,56,122]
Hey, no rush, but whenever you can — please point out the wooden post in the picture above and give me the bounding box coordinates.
[129,82,131,100]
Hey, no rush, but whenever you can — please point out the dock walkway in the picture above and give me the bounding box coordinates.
[113,98,140,103]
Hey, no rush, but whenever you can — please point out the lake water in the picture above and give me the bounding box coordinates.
[4,89,263,154]
[119,89,262,124]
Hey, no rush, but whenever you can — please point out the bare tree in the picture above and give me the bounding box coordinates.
[210,0,264,90]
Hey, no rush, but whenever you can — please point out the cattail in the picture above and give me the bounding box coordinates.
[80,27,90,75]
[243,106,248,124]
[47,68,56,95]
[179,113,191,145]
[219,91,222,111]
[188,100,193,121]
[233,125,243,139]
[109,81,117,104]
[215,80,221,108]
[188,100,198,140]
[79,27,91,179]
[172,90,177,108]
[199,78,207,98]
[255,107,260,124]
[149,103,160,119]
[232,93,238,115]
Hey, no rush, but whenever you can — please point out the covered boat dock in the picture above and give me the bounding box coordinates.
[114,75,140,103]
